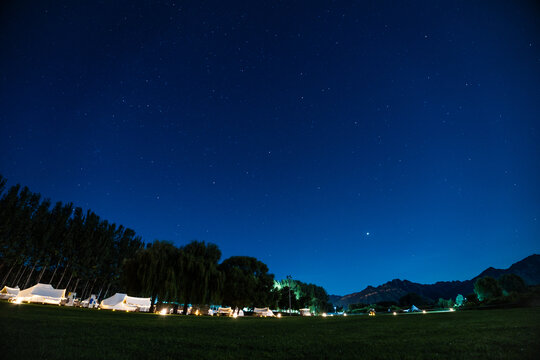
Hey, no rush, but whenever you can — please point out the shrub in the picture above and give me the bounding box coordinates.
[498,274,526,296]
[474,277,502,301]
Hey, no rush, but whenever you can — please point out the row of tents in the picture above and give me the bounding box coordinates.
[1,284,282,316]
[1,283,151,312]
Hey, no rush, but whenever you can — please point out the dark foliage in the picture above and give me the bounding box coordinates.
[399,292,428,307]
[498,274,527,295]
[474,276,502,301]
[0,175,144,300]
[273,278,332,313]
[219,256,274,309]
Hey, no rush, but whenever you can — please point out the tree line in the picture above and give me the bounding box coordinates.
[0,175,331,312]
[121,241,332,313]
[122,241,276,313]
[0,175,144,301]
[273,278,332,313]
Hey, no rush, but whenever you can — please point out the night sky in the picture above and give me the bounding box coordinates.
[1,1,539,295]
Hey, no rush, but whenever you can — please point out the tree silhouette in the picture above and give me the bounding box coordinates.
[220,256,274,309]
[474,276,502,301]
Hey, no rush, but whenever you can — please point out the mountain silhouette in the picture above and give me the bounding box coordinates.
[330,254,540,307]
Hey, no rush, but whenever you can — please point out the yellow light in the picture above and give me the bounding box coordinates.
[322,313,327,317]
[393,312,397,316]
[233,313,238,318]
[277,313,282,318]
[160,309,168,316]
[449,308,455,312]
[422,310,426,314]
[14,298,22,304]
[343,313,347,317]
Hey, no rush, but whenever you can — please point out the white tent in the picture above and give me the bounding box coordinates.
[217,307,232,316]
[100,293,151,312]
[12,283,66,305]
[254,307,275,317]
[65,292,77,307]
[299,308,312,316]
[0,286,19,299]
[81,294,98,308]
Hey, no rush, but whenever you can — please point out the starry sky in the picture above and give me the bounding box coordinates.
[1,1,539,295]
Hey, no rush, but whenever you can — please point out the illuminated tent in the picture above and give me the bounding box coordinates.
[81,294,98,308]
[232,308,244,317]
[409,305,421,312]
[217,307,232,316]
[254,307,275,317]
[299,308,312,316]
[100,293,151,312]
[13,283,66,304]
[65,292,77,307]
[0,285,19,299]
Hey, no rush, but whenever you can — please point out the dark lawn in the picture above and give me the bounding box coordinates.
[1,301,539,359]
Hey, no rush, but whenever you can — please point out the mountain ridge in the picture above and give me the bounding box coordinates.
[330,254,540,307]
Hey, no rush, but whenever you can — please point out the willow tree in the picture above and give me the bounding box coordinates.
[122,240,179,312]
[177,240,223,314]
[219,256,274,309]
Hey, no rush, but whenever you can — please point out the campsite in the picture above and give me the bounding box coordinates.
[1,0,540,358]
[1,301,539,359]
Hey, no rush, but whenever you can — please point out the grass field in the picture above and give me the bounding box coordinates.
[1,301,539,359]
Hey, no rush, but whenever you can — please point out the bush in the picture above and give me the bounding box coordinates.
[463,293,479,308]
[399,293,427,307]
[348,303,368,311]
[474,277,502,301]
[498,274,526,296]
[435,298,454,309]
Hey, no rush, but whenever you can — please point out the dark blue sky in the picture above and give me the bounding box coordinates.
[1,1,539,295]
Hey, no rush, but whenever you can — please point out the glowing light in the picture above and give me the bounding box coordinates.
[233,313,238,318]
[343,313,347,317]
[393,312,397,316]
[277,313,282,318]
[322,313,327,317]
[449,308,455,312]
[159,309,168,315]
[14,298,22,304]
[422,310,426,314]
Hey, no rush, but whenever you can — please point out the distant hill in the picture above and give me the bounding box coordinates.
[330,254,540,308]
[328,295,342,306]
